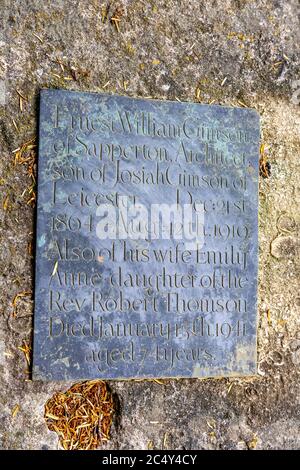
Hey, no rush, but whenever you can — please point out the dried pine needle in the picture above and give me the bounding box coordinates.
[163,432,169,448]
[111,6,123,32]
[12,290,32,316]
[111,17,120,32]
[259,143,271,178]
[17,341,31,366]
[237,99,248,108]
[4,352,14,358]
[16,91,27,112]
[248,434,258,449]
[12,119,19,132]
[16,89,28,101]
[12,404,20,418]
[56,57,65,72]
[147,440,154,449]
[152,379,167,385]
[52,261,58,276]
[44,380,114,450]
[12,291,32,305]
[3,194,9,211]
[32,32,43,43]
[267,308,272,326]
[206,419,216,429]
[101,5,109,23]
[14,138,37,205]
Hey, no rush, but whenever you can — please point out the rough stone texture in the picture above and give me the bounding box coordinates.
[0,0,299,450]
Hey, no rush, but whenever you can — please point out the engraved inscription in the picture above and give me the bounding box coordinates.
[33,90,259,380]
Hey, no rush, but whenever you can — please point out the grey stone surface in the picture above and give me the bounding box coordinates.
[0,0,299,450]
[33,89,259,380]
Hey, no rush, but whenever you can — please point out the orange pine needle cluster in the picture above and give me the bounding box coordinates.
[44,380,114,450]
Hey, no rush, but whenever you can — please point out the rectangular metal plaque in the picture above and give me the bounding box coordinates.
[33,89,260,380]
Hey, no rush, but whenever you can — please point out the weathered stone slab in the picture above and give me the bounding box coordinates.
[33,89,260,381]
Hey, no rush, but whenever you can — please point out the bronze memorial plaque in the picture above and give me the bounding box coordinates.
[33,89,260,380]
